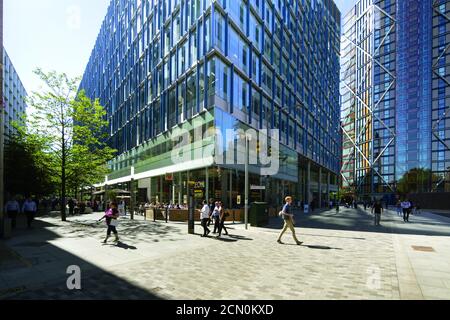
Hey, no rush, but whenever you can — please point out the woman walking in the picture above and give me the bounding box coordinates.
[212,201,220,233]
[217,201,229,238]
[277,196,302,245]
[99,202,120,243]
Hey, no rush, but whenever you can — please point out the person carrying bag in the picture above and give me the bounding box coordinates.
[277,196,302,245]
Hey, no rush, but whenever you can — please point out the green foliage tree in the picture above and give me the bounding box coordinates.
[4,127,55,198]
[26,69,116,221]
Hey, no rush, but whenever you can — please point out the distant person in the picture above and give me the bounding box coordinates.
[396,200,402,216]
[200,200,211,237]
[5,197,20,229]
[217,201,229,238]
[98,202,120,243]
[208,198,215,227]
[416,203,421,215]
[372,200,383,226]
[68,198,75,216]
[277,196,302,245]
[118,200,126,216]
[22,197,37,229]
[212,201,220,233]
[401,199,412,222]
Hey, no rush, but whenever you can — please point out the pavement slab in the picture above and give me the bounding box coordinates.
[1,207,449,300]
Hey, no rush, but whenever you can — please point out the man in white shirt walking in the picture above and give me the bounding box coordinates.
[401,199,411,223]
[22,197,37,229]
[200,200,211,237]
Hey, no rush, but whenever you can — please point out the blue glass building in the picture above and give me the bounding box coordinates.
[341,0,450,202]
[81,0,342,208]
[2,49,28,140]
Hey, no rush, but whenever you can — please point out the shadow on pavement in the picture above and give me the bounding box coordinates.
[262,207,450,237]
[0,214,166,300]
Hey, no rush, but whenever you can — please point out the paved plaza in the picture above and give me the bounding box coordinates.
[1,206,450,300]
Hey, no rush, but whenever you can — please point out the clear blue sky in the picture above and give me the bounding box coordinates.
[4,0,354,96]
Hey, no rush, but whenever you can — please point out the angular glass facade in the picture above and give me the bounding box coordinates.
[341,0,450,201]
[81,0,342,208]
[2,49,27,140]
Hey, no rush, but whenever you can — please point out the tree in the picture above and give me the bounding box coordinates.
[27,69,116,221]
[4,129,55,198]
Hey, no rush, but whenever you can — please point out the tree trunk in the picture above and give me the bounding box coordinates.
[61,125,67,222]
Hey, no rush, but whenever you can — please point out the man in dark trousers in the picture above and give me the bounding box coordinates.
[22,197,37,229]
[68,198,75,216]
[372,200,383,226]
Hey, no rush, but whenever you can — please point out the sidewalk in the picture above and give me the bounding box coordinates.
[1,208,450,300]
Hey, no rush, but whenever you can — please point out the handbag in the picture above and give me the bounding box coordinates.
[110,219,119,227]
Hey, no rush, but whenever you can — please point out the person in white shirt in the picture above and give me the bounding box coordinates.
[22,197,37,229]
[5,197,20,229]
[401,200,411,222]
[200,200,211,237]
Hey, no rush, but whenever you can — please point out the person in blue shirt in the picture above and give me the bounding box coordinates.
[277,196,302,245]
[5,196,20,229]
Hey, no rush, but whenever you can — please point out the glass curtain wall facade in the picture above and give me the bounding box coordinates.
[341,0,450,201]
[432,0,450,192]
[2,49,27,140]
[81,0,342,208]
[341,0,396,199]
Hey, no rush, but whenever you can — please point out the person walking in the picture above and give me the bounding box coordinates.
[68,198,75,216]
[217,201,229,238]
[200,200,211,237]
[372,200,383,226]
[22,197,37,229]
[99,203,120,243]
[208,198,215,227]
[416,203,421,215]
[4,197,20,229]
[277,196,302,245]
[401,199,411,222]
[212,201,220,233]
[396,200,402,216]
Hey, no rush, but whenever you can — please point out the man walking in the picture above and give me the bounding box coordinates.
[401,199,412,222]
[372,200,383,226]
[22,197,37,229]
[68,198,75,216]
[277,196,302,245]
[200,200,211,237]
[4,196,20,229]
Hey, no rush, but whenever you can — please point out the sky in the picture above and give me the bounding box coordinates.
[4,0,355,96]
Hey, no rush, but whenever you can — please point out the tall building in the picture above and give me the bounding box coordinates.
[2,49,27,140]
[341,0,450,202]
[81,0,342,208]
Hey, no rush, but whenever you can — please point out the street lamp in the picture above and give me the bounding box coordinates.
[244,134,252,230]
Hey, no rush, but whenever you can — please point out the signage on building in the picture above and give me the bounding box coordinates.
[250,185,266,190]
[165,173,174,181]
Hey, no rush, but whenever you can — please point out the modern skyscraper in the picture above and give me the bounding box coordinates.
[81,0,342,209]
[341,0,450,202]
[2,49,28,140]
